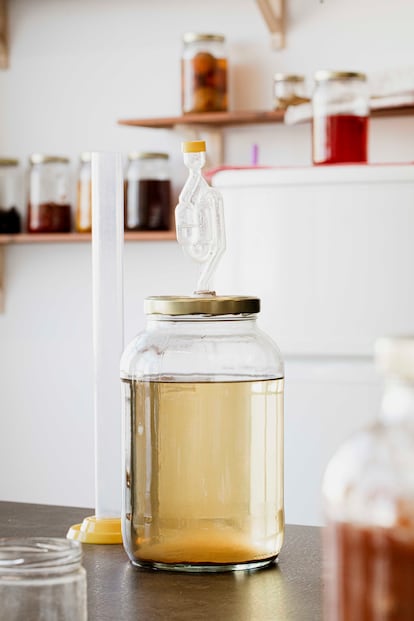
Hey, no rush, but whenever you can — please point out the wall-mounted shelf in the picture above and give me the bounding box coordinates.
[119,104,414,167]
[118,110,286,129]
[0,231,176,245]
[118,104,414,130]
[0,230,176,312]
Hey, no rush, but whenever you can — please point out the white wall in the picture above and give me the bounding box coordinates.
[1,0,414,515]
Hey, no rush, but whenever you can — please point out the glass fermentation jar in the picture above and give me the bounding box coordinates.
[75,152,92,233]
[181,33,228,114]
[273,73,308,110]
[121,295,284,573]
[28,154,72,233]
[312,70,369,165]
[125,152,171,231]
[0,537,87,620]
[323,336,414,620]
[0,159,21,234]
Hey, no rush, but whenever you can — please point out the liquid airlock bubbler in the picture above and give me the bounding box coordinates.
[121,140,285,572]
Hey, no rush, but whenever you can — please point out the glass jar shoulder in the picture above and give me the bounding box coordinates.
[120,320,283,381]
[323,422,414,526]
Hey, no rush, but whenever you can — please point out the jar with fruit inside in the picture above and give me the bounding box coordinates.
[181,33,228,114]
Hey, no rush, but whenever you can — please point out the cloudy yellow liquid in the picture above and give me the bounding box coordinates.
[122,377,284,570]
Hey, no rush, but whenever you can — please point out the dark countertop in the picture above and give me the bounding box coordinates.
[0,502,322,621]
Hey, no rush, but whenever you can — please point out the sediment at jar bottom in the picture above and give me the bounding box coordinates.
[130,517,284,565]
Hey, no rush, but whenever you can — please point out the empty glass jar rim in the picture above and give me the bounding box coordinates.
[0,537,82,575]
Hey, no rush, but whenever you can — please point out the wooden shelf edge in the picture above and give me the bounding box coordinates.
[0,231,177,245]
[118,110,286,129]
[118,104,414,130]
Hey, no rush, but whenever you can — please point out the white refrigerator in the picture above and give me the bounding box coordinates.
[213,164,414,525]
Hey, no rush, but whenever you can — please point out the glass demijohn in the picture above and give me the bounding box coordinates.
[121,140,285,572]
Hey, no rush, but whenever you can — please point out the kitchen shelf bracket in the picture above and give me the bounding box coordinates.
[0,0,8,69]
[256,0,286,50]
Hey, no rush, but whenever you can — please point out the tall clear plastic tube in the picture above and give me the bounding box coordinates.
[91,152,124,519]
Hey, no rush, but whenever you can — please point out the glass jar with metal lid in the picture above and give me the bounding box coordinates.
[273,73,309,110]
[323,336,414,619]
[0,158,21,234]
[121,295,284,572]
[125,152,171,231]
[312,70,369,165]
[28,154,72,233]
[75,152,92,233]
[181,33,228,114]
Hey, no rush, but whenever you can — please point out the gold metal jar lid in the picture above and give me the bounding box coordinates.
[274,73,305,83]
[128,152,169,161]
[29,154,70,165]
[314,70,367,82]
[183,33,225,44]
[145,296,260,316]
[0,158,19,166]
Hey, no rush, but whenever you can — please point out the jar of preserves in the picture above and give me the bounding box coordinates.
[323,336,414,620]
[181,33,228,114]
[125,152,171,231]
[312,70,369,165]
[273,73,309,110]
[0,158,21,234]
[121,295,284,572]
[75,152,91,233]
[28,154,72,233]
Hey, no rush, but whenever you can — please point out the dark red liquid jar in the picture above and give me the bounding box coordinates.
[28,155,72,233]
[125,152,171,231]
[312,71,369,165]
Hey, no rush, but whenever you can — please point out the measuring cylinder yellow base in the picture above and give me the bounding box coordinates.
[66,516,122,544]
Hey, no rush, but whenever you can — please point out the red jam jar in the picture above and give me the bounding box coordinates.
[312,71,369,165]
[28,154,72,233]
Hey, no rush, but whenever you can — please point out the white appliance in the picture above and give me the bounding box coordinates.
[213,164,414,525]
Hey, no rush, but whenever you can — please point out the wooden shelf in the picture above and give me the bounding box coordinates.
[118,105,414,130]
[0,231,176,245]
[0,230,176,313]
[118,110,286,129]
